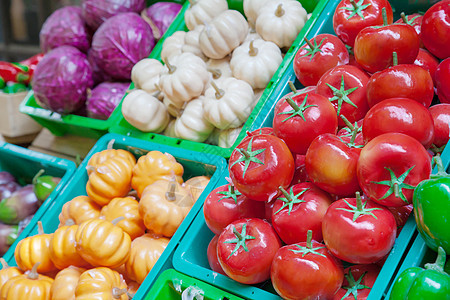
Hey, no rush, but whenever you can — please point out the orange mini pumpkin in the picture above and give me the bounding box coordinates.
[139,179,194,237]
[87,147,136,176]
[58,196,101,226]
[100,197,145,240]
[75,267,128,300]
[0,258,22,289]
[183,175,210,202]
[0,263,53,300]
[75,219,131,269]
[131,151,184,197]
[124,233,170,284]
[50,266,86,300]
[14,222,58,275]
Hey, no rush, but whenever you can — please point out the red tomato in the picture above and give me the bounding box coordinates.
[333,264,381,300]
[435,58,450,104]
[264,199,276,223]
[421,0,450,59]
[291,154,309,184]
[333,0,393,47]
[316,65,370,127]
[395,13,424,47]
[207,235,226,275]
[271,231,344,300]
[203,183,266,235]
[229,135,294,202]
[362,98,435,149]
[245,127,274,139]
[414,48,439,85]
[271,182,333,244]
[366,64,434,108]
[322,192,397,264]
[338,119,365,146]
[357,133,432,207]
[354,19,420,73]
[429,103,450,148]
[306,133,362,197]
[273,92,338,155]
[293,34,349,86]
[217,218,281,284]
[388,204,413,236]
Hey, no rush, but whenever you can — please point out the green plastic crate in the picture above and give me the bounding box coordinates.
[18,0,187,139]
[0,142,76,263]
[145,269,244,300]
[109,0,327,159]
[5,133,227,299]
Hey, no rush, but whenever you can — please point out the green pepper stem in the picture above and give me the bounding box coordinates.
[424,246,448,274]
[303,37,315,50]
[306,230,313,249]
[288,81,297,93]
[356,191,363,211]
[433,154,448,177]
[32,169,45,185]
[382,7,388,26]
[286,97,300,112]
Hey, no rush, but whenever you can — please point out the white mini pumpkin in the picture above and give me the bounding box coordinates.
[163,118,178,138]
[122,89,170,133]
[217,125,244,148]
[256,0,307,49]
[182,25,208,61]
[206,57,232,82]
[160,52,210,103]
[185,0,228,31]
[199,10,249,59]
[243,0,271,28]
[174,98,214,142]
[230,39,283,89]
[131,58,165,95]
[203,77,255,129]
[161,31,187,61]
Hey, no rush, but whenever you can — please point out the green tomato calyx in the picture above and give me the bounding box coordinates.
[224,223,256,259]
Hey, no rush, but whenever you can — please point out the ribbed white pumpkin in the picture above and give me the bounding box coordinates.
[131,58,165,95]
[243,0,271,27]
[185,0,228,31]
[206,57,232,83]
[182,25,208,61]
[230,39,283,89]
[122,89,170,133]
[256,0,307,48]
[203,77,255,129]
[218,125,244,148]
[160,52,209,103]
[199,10,249,59]
[161,31,187,61]
[163,118,178,138]
[174,98,214,142]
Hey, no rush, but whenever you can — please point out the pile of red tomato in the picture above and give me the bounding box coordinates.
[202,0,450,299]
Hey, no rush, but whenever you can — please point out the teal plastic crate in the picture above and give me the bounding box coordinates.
[5,133,227,299]
[18,0,187,139]
[0,142,76,263]
[145,269,244,300]
[109,0,328,158]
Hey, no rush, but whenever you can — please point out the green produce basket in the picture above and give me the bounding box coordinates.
[18,0,187,139]
[4,133,227,299]
[145,269,244,300]
[0,142,76,262]
[109,0,327,159]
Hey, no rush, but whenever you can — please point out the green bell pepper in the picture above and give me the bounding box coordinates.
[389,247,450,299]
[413,154,450,253]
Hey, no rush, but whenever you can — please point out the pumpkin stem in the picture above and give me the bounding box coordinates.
[164,58,177,74]
[112,287,128,299]
[166,180,177,201]
[27,263,40,280]
[0,258,9,269]
[248,40,258,56]
[86,165,95,173]
[64,219,75,226]
[38,221,45,235]
[111,217,125,226]
[107,139,115,150]
[207,68,223,80]
[275,3,285,17]
[210,81,225,99]
[288,81,297,93]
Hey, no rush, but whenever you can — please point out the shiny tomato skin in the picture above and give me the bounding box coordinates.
[306,133,362,197]
[429,103,450,148]
[388,204,413,236]
[271,182,333,244]
[395,13,424,47]
[366,64,434,108]
[322,196,397,264]
[271,241,344,300]
[414,48,439,85]
[362,98,435,149]
[217,218,281,284]
[316,65,370,127]
[357,133,432,207]
[421,0,450,59]
[207,235,226,275]
[354,24,420,74]
[229,135,294,202]
[203,183,266,235]
[291,154,309,185]
[273,92,338,155]
[293,34,349,86]
[435,58,450,104]
[333,264,381,300]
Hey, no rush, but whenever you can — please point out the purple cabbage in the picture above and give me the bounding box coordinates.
[39,6,90,53]
[0,172,15,185]
[90,12,155,81]
[86,82,130,120]
[88,49,114,85]
[141,2,182,40]
[32,45,94,114]
[82,0,146,31]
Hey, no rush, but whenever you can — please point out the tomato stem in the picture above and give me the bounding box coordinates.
[349,125,358,144]
[288,81,297,93]
[285,97,300,112]
[249,40,258,56]
[393,183,400,198]
[210,81,225,99]
[306,230,313,249]
[349,0,358,10]
[400,12,408,23]
[303,37,315,50]
[356,191,363,211]
[275,4,285,17]
[232,226,243,240]
[392,52,398,66]
[240,149,251,158]
[340,115,354,131]
[278,186,291,200]
[382,7,388,26]
[424,247,447,273]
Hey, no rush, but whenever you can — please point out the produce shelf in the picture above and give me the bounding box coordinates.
[109,0,328,159]
[0,142,76,262]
